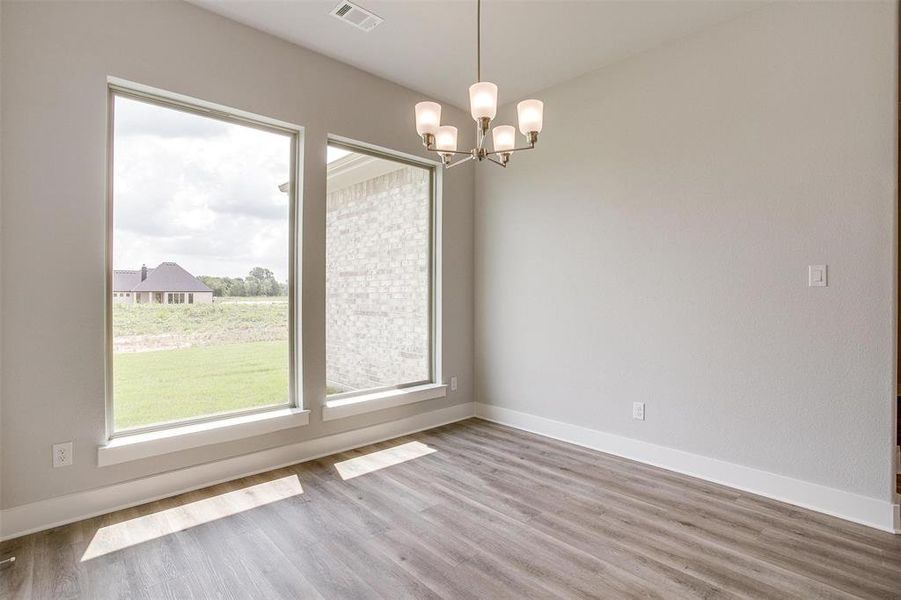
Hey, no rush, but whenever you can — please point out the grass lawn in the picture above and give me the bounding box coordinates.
[113,340,288,431]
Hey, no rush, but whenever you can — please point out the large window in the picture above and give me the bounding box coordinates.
[326,144,434,397]
[109,89,297,434]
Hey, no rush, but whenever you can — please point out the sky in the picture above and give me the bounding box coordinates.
[113,96,293,281]
[327,146,351,163]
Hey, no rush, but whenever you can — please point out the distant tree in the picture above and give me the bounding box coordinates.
[198,276,227,297]
[248,267,274,281]
[245,267,280,297]
[198,269,284,297]
[244,278,260,297]
[227,278,247,297]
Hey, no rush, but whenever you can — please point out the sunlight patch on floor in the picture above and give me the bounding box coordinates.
[81,474,303,561]
[334,441,436,480]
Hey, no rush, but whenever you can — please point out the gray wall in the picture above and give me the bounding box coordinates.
[0,1,474,509]
[475,2,897,501]
[326,165,431,391]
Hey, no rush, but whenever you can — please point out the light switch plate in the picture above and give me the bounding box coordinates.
[808,265,827,287]
[450,376,458,392]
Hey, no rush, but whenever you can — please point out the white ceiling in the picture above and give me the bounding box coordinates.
[190,0,764,109]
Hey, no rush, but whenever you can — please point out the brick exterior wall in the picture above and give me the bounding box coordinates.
[326,165,431,392]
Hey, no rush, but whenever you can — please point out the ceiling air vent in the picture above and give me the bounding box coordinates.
[329,1,383,32]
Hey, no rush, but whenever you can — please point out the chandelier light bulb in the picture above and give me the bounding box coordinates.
[469,82,498,121]
[517,99,544,135]
[435,126,458,152]
[492,125,516,153]
[414,102,442,136]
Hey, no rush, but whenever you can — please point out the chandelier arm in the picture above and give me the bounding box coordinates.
[502,143,537,154]
[486,156,507,168]
[446,155,475,169]
[429,148,472,156]
[424,140,473,155]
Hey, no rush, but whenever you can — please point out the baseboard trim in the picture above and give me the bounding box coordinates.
[894,503,900,534]
[475,403,898,534]
[0,402,475,541]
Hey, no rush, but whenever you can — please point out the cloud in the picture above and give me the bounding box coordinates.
[115,96,228,139]
[112,96,292,281]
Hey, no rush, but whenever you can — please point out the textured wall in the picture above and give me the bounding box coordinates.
[326,165,431,391]
[476,1,897,501]
[0,0,475,510]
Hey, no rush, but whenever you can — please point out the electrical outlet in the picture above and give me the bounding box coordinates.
[632,402,646,421]
[450,376,458,392]
[52,442,73,468]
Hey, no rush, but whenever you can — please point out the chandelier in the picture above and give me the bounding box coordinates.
[413,0,544,168]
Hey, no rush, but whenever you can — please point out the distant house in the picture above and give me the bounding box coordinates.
[113,262,214,305]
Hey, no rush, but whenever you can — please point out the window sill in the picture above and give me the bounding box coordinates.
[98,408,310,467]
[322,383,447,422]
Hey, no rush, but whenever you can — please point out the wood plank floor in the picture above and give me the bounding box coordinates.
[2,418,900,599]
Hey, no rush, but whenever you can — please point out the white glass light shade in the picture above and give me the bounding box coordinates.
[435,126,458,152]
[469,82,498,121]
[492,125,516,153]
[517,99,544,134]
[414,102,442,136]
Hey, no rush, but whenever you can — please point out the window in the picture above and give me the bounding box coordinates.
[109,88,297,434]
[325,143,434,397]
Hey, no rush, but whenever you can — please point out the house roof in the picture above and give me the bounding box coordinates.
[112,269,150,292]
[114,262,212,293]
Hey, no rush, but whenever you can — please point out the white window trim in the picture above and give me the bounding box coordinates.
[324,136,444,414]
[322,383,447,421]
[104,77,305,444]
[98,407,310,467]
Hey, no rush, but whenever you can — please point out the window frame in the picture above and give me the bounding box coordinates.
[324,138,440,403]
[105,82,303,440]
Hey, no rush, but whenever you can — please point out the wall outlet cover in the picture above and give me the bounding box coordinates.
[53,441,73,468]
[632,402,646,421]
